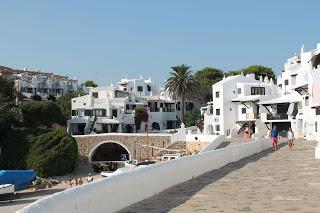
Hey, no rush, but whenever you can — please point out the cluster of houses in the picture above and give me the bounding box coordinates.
[2,43,319,140]
[202,43,320,140]
[0,66,84,100]
[67,76,193,135]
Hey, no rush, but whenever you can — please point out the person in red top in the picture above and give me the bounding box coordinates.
[271,126,280,151]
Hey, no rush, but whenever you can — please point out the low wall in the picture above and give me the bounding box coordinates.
[199,135,226,153]
[18,138,275,213]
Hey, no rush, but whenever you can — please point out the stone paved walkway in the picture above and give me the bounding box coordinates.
[120,140,320,213]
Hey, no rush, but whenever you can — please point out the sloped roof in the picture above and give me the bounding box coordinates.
[231,95,261,102]
[257,91,302,105]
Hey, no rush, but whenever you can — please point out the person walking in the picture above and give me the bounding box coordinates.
[271,126,279,151]
[87,173,93,183]
[287,127,294,151]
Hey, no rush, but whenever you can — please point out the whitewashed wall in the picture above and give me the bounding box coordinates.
[17,138,276,213]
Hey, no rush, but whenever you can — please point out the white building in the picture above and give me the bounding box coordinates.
[202,74,279,138]
[275,44,320,140]
[68,76,183,135]
[0,66,82,99]
[203,43,320,140]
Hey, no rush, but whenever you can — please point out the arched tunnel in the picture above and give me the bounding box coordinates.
[89,142,131,162]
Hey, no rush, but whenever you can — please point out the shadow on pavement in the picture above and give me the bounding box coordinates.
[119,142,286,213]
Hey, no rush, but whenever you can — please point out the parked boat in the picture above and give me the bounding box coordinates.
[0,170,36,191]
[0,184,14,201]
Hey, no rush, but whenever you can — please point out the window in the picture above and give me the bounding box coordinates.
[71,110,76,116]
[284,80,289,86]
[291,75,296,85]
[210,107,213,115]
[242,108,246,114]
[251,87,265,95]
[215,91,220,98]
[92,92,98,98]
[112,109,117,117]
[137,86,143,92]
[316,122,318,133]
[147,85,152,91]
[84,109,92,116]
[237,88,242,94]
[77,110,84,116]
[160,103,164,108]
[316,107,320,115]
[215,125,220,131]
[305,96,309,106]
[216,108,220,116]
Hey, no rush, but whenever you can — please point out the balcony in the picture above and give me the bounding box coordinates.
[246,113,258,120]
[163,108,175,112]
[267,113,288,120]
[261,113,289,122]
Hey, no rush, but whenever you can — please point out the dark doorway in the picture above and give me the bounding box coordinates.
[123,125,133,133]
[91,142,130,161]
[78,123,86,135]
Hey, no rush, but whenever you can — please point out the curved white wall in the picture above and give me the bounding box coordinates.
[17,138,276,213]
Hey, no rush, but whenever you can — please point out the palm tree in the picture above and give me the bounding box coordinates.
[165,64,198,124]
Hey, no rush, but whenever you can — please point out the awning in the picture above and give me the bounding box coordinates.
[96,118,120,124]
[257,91,302,105]
[231,95,261,102]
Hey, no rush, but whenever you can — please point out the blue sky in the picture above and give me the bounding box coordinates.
[0,0,319,86]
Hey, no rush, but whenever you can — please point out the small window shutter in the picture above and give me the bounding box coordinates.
[84,110,92,116]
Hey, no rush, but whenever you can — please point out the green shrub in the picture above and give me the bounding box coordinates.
[0,129,49,170]
[20,101,65,128]
[26,129,78,177]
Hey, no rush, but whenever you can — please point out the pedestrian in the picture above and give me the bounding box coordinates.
[271,126,279,151]
[69,179,73,188]
[87,173,93,183]
[75,178,78,186]
[287,127,294,151]
[79,178,83,185]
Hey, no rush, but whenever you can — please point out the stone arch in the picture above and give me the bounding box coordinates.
[88,141,131,162]
[151,122,160,130]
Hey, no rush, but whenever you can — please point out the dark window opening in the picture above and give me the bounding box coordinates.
[251,87,265,95]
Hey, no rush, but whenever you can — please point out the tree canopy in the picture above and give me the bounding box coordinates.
[225,65,275,81]
[84,80,98,88]
[26,129,78,177]
[58,92,80,120]
[0,77,15,105]
[20,101,65,128]
[194,67,223,104]
[134,106,149,131]
[165,64,199,123]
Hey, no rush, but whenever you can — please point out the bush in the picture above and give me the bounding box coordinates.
[26,129,78,177]
[0,129,49,170]
[20,101,65,128]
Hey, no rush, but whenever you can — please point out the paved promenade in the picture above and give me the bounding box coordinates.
[120,140,320,213]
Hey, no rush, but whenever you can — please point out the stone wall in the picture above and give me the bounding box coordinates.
[74,134,172,161]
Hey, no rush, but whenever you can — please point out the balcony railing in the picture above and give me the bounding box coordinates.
[163,108,175,112]
[246,113,258,120]
[267,113,288,120]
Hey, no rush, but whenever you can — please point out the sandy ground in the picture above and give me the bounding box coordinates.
[0,164,101,213]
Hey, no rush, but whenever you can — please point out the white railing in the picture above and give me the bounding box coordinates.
[17,138,277,213]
